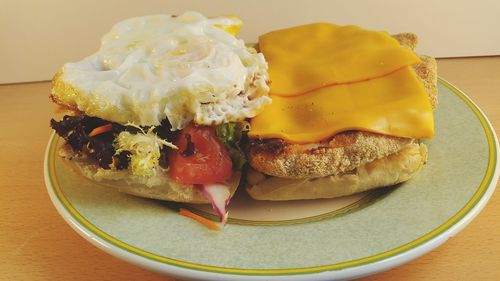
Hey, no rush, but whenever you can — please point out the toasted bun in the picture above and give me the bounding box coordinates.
[246,143,427,200]
[58,145,240,204]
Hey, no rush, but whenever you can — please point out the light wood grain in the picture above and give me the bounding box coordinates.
[0,57,499,281]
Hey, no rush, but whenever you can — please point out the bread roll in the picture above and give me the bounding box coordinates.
[246,143,427,201]
[58,145,240,203]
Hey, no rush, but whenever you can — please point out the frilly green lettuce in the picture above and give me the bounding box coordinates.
[215,121,250,170]
[114,123,177,177]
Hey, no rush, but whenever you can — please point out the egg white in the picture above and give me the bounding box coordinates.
[54,11,270,129]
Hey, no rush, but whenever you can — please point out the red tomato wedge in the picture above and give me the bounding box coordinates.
[169,124,232,185]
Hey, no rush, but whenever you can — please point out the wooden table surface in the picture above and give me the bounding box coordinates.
[0,57,499,281]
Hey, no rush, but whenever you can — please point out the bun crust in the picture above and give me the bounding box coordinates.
[58,145,240,203]
[246,143,427,201]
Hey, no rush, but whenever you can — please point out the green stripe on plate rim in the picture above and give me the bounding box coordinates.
[46,78,498,276]
[181,188,387,226]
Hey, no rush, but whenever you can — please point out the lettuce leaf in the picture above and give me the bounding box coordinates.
[215,122,250,170]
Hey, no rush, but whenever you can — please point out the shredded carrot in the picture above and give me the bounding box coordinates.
[179,208,219,231]
[88,123,113,137]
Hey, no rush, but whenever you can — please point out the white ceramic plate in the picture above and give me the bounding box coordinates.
[45,79,499,280]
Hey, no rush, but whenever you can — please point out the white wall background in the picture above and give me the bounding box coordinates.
[1,0,500,84]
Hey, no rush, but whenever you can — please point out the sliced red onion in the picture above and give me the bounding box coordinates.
[195,183,232,224]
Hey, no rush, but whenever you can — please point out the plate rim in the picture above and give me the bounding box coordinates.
[44,78,500,280]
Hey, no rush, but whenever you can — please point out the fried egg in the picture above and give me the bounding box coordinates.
[52,11,271,130]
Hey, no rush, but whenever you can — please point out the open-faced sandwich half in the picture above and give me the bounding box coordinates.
[246,23,437,200]
[49,12,271,222]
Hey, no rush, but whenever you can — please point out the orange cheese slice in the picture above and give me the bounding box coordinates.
[259,23,421,96]
[249,66,434,143]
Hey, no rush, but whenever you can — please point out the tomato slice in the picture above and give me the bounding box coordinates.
[169,124,232,185]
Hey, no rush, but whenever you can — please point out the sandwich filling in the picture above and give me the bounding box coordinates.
[51,116,248,185]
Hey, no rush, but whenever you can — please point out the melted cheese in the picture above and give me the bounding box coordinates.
[259,23,421,96]
[249,67,434,143]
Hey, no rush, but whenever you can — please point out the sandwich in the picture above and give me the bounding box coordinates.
[246,23,437,200]
[49,12,271,222]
